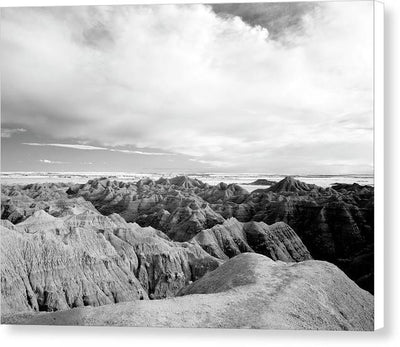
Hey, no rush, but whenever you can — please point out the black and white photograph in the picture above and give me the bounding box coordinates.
[0,0,383,332]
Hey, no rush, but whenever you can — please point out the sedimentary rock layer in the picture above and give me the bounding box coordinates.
[1,206,312,314]
[1,175,374,292]
[192,217,312,262]
[0,209,221,314]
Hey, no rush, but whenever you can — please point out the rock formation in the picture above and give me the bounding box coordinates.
[66,177,226,241]
[191,218,312,262]
[1,175,375,293]
[2,203,311,315]
[198,182,250,204]
[1,220,147,314]
[246,179,277,186]
[1,208,221,314]
[1,182,97,223]
[1,174,375,329]
[211,177,374,292]
[266,176,327,193]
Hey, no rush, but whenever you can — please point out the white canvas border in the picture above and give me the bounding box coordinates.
[0,0,390,345]
[373,0,384,331]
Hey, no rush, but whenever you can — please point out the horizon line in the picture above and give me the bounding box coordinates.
[0,171,375,177]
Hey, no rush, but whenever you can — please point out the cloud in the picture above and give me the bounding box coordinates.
[189,158,234,168]
[23,142,173,155]
[1,128,26,138]
[39,159,67,164]
[1,3,373,173]
[211,2,319,42]
[109,149,174,156]
[26,143,108,151]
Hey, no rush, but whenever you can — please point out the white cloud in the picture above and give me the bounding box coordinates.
[39,159,67,164]
[189,158,234,168]
[26,143,108,151]
[23,142,173,155]
[109,149,174,156]
[1,128,26,138]
[1,3,373,173]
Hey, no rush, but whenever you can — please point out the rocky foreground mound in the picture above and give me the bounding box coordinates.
[3,253,374,330]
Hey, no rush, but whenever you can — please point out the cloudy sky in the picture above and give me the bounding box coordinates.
[1,1,374,174]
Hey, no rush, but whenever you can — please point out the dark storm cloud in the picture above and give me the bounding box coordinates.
[211,2,319,41]
[81,21,115,49]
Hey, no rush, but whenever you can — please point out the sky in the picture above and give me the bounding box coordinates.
[1,1,374,174]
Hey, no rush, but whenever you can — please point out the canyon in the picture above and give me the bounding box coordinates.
[1,176,374,329]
